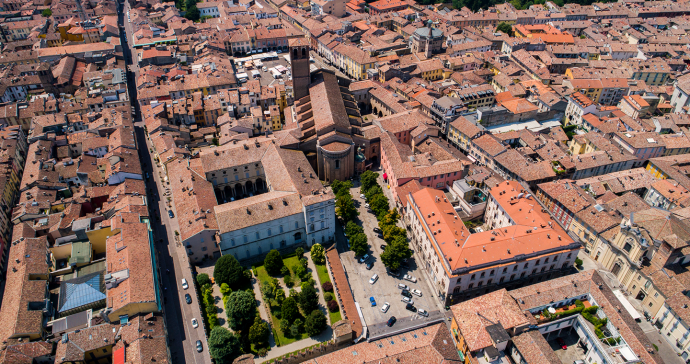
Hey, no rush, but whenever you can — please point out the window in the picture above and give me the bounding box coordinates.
[535,259,540,265]
[231,238,235,246]
[478,281,483,287]
[256,232,260,239]
[295,222,299,229]
[470,274,476,281]
[499,277,505,283]
[654,293,659,298]
[623,243,632,253]
[243,235,248,243]
[480,272,485,278]
[513,265,518,271]
[335,160,340,169]
[279,225,283,233]
[544,257,549,264]
[268,229,272,236]
[490,270,495,276]
[503,268,508,273]
[468,283,473,289]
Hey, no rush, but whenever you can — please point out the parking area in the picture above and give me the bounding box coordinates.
[549,330,585,364]
[339,185,439,331]
[234,55,292,87]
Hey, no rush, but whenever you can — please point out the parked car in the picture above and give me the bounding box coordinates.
[403,274,417,283]
[181,278,188,290]
[360,194,365,199]
[389,269,400,277]
[417,308,429,317]
[370,297,376,306]
[359,254,369,263]
[366,262,374,270]
[405,303,416,312]
[411,289,422,297]
[401,296,414,304]
[196,340,203,352]
[380,244,387,250]
[185,294,192,304]
[168,210,174,218]
[387,316,397,327]
[373,227,382,233]
[397,283,409,290]
[377,233,384,239]
[381,302,390,313]
[401,260,410,269]
[369,274,378,284]
[401,289,412,298]
[365,203,370,208]
[556,337,567,350]
[191,318,198,328]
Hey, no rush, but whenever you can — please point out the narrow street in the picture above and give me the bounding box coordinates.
[119,1,211,362]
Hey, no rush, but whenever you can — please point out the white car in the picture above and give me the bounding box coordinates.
[411,289,422,297]
[397,283,409,290]
[381,302,390,313]
[181,278,188,290]
[403,274,417,283]
[401,296,414,304]
[417,308,428,317]
[365,203,370,208]
[360,194,365,199]
[191,318,199,328]
[369,274,378,284]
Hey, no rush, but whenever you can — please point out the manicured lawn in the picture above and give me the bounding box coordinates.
[254,261,310,347]
[283,255,304,283]
[314,263,342,324]
[315,263,330,287]
[329,310,341,324]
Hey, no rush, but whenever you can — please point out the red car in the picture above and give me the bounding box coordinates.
[556,337,567,350]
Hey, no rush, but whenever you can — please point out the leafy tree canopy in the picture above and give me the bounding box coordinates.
[208,327,240,363]
[214,255,245,289]
[225,290,257,330]
[311,244,325,265]
[264,249,284,276]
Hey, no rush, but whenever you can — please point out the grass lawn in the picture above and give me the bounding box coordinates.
[329,310,341,324]
[283,256,304,284]
[254,261,310,347]
[315,263,330,287]
[314,263,342,324]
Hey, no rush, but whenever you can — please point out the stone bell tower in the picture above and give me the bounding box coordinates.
[289,37,311,101]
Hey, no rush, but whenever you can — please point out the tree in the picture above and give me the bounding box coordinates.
[380,238,413,271]
[294,264,306,280]
[298,284,320,313]
[360,170,379,192]
[305,310,327,336]
[225,290,256,330]
[328,299,339,312]
[336,194,358,223]
[185,5,200,21]
[220,283,231,297]
[364,184,383,201]
[296,247,304,258]
[345,221,364,237]
[208,327,240,363]
[248,316,270,346]
[322,281,333,292]
[311,244,325,264]
[331,180,353,197]
[280,319,290,333]
[380,209,400,227]
[214,255,245,290]
[496,22,513,36]
[264,249,284,276]
[196,273,211,287]
[281,297,300,323]
[41,9,52,17]
[291,319,303,336]
[382,224,406,243]
[350,233,368,257]
[369,194,390,219]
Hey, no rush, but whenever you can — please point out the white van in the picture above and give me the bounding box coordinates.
[181,278,188,290]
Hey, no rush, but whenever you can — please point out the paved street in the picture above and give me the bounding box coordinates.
[120,1,210,362]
